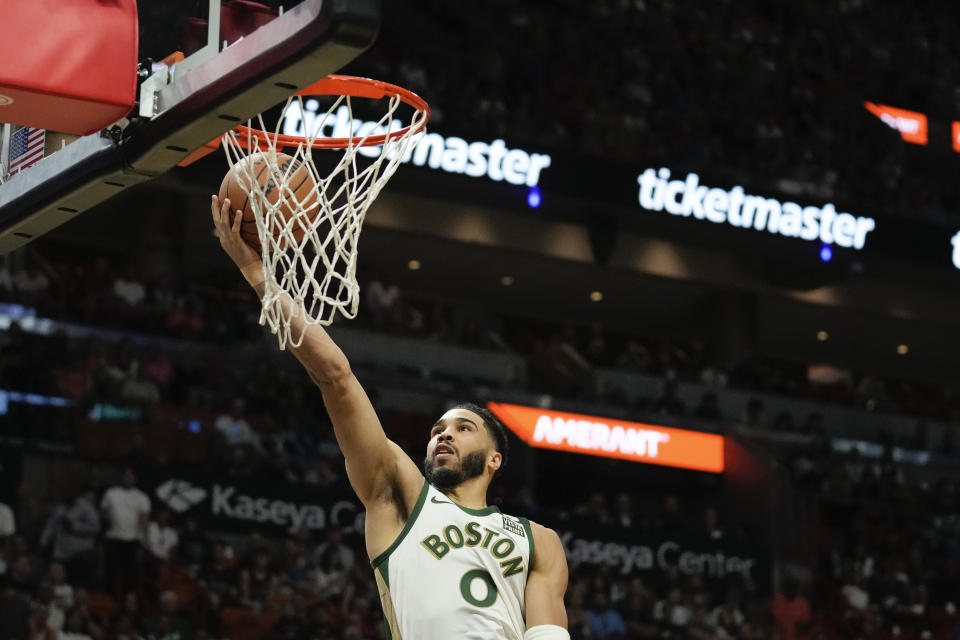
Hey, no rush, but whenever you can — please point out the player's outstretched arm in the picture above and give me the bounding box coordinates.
[211,196,422,508]
[524,522,569,640]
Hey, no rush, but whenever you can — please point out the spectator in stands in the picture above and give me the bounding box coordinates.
[61,598,103,639]
[574,491,613,527]
[239,547,278,610]
[215,397,262,452]
[0,500,14,541]
[612,492,635,529]
[313,544,347,600]
[177,516,211,573]
[121,363,161,407]
[771,578,811,640]
[653,586,693,629]
[12,262,51,301]
[702,506,725,541]
[0,256,13,296]
[659,494,684,535]
[101,468,151,600]
[503,486,541,521]
[7,554,40,600]
[224,444,260,480]
[565,586,590,639]
[143,590,193,639]
[205,540,239,608]
[303,457,340,488]
[365,275,403,330]
[653,378,686,417]
[112,269,145,306]
[621,579,657,639]
[616,339,656,373]
[693,391,723,422]
[311,527,355,574]
[740,398,767,430]
[587,590,627,638]
[42,487,100,588]
[146,508,179,563]
[0,575,33,639]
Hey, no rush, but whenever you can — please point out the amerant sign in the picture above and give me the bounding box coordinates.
[488,402,724,473]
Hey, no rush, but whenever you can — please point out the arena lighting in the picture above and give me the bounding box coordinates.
[527,186,541,208]
[951,231,960,269]
[820,244,832,263]
[953,122,960,153]
[864,102,928,145]
[0,389,72,415]
[487,402,724,473]
[407,259,421,271]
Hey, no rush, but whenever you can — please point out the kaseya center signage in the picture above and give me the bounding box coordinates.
[637,168,877,250]
[283,102,552,187]
[560,527,767,590]
[487,403,724,473]
[145,471,363,536]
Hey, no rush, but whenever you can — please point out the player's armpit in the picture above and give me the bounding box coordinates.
[317,370,423,509]
[525,523,569,630]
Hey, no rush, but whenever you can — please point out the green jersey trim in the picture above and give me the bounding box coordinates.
[519,517,535,570]
[442,493,501,517]
[377,557,390,589]
[371,479,430,570]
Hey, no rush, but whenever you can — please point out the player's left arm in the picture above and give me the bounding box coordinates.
[524,522,569,639]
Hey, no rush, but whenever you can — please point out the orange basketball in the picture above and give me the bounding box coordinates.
[218,152,319,251]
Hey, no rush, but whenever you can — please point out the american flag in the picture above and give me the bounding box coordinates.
[8,126,45,174]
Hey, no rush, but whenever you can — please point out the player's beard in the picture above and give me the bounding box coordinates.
[423,449,488,490]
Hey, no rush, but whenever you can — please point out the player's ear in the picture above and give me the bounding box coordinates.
[488,450,502,473]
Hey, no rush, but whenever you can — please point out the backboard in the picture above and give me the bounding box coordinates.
[0,0,379,254]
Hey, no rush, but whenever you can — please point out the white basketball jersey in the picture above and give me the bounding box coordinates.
[372,481,534,640]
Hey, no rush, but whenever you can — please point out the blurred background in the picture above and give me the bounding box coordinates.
[2,1,960,639]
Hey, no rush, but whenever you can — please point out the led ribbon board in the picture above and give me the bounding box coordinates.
[864,102,928,145]
[636,168,876,249]
[487,402,724,473]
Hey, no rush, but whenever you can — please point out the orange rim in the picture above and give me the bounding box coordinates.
[177,75,429,167]
[231,74,430,150]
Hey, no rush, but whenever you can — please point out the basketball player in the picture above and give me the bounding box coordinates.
[211,195,569,640]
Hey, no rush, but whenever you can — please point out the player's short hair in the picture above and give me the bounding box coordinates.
[451,402,509,474]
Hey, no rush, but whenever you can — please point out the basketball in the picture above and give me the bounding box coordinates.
[217,151,319,251]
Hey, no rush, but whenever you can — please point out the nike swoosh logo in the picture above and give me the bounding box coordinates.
[431,496,453,505]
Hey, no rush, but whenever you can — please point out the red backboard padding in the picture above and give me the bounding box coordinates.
[0,0,138,136]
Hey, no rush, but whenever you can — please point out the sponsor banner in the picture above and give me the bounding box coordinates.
[559,522,770,592]
[635,168,876,250]
[864,102,928,145]
[488,402,724,473]
[143,469,363,537]
[282,102,552,187]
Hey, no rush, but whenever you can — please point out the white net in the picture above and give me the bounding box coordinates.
[221,88,427,350]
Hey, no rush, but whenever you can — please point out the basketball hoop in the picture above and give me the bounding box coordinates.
[216,75,429,349]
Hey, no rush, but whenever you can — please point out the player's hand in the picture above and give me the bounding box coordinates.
[211,195,261,278]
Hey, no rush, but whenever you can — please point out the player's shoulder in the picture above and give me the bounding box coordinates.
[526,519,557,538]
[526,520,565,566]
